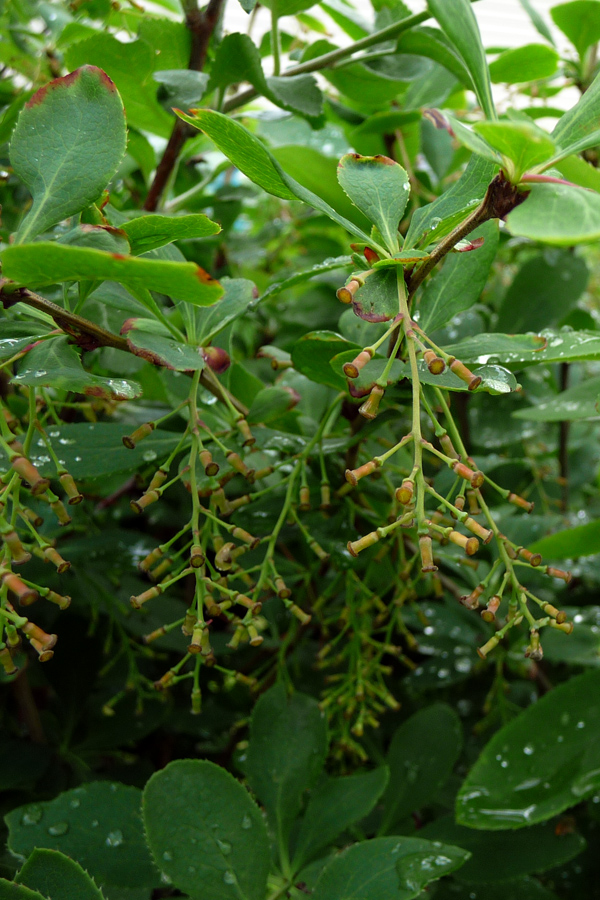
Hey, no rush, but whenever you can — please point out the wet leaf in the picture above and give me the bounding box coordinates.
[9,66,126,243]
[456,670,600,829]
[292,331,358,391]
[120,214,220,255]
[512,375,600,422]
[529,519,600,559]
[16,849,106,900]
[489,44,559,84]
[143,759,270,900]
[337,154,410,253]
[506,183,600,245]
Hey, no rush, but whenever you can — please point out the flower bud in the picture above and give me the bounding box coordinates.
[451,461,484,488]
[419,535,437,572]
[290,604,311,626]
[50,498,72,526]
[11,456,50,495]
[508,492,534,513]
[275,576,291,599]
[190,544,205,568]
[130,585,162,609]
[336,279,361,304]
[450,359,482,391]
[524,630,543,661]
[236,418,256,447]
[215,541,235,571]
[345,459,380,486]
[147,468,169,492]
[130,489,160,514]
[477,635,500,659]
[440,434,460,460]
[423,349,445,374]
[299,485,311,511]
[0,646,18,675]
[481,594,501,622]
[347,531,379,557]
[226,451,254,482]
[448,531,479,556]
[359,384,385,420]
[395,480,414,505]
[199,449,219,477]
[519,547,542,567]
[320,483,331,510]
[139,546,163,572]
[201,345,230,374]
[545,566,572,584]
[122,422,155,449]
[343,349,373,379]
[1,530,31,565]
[231,526,260,549]
[460,583,484,609]
[42,546,70,573]
[247,624,264,647]
[464,516,493,544]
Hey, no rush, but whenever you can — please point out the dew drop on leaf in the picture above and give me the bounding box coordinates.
[21,805,43,825]
[223,871,236,884]
[241,815,252,829]
[105,829,124,847]
[48,822,69,836]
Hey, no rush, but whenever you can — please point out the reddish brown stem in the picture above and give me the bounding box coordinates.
[143,0,225,212]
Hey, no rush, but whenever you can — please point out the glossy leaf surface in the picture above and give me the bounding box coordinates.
[143,759,270,900]
[456,670,600,829]
[16,849,105,900]
[10,66,126,243]
[337,154,410,252]
[506,183,600,245]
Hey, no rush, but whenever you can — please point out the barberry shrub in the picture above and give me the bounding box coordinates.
[2,0,600,897]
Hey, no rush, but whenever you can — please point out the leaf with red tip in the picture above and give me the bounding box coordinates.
[10,66,127,244]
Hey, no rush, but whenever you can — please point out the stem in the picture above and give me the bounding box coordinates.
[397,273,425,528]
[143,0,226,211]
[271,3,281,76]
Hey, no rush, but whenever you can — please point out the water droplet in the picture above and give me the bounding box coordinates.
[162,851,173,862]
[188,865,196,873]
[69,798,80,809]
[577,720,586,729]
[217,839,232,855]
[523,744,534,755]
[48,822,69,836]
[241,815,252,830]
[105,829,123,847]
[223,871,236,885]
[143,449,157,462]
[160,872,172,885]
[22,805,43,825]
[91,820,99,828]
[500,760,509,769]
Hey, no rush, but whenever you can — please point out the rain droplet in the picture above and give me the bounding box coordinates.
[188,866,196,874]
[577,721,585,729]
[69,798,81,809]
[217,839,232,855]
[162,851,173,862]
[105,829,123,847]
[523,744,534,756]
[241,815,252,830]
[91,820,99,828]
[22,805,43,825]
[48,822,69,836]
[143,450,157,462]
[223,871,236,885]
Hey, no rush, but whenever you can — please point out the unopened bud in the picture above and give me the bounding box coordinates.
[299,485,311,511]
[348,531,379,557]
[29,637,54,661]
[130,585,162,609]
[467,489,481,515]
[359,384,385,420]
[191,687,202,715]
[274,576,291,599]
[320,483,331,509]
[545,566,572,584]
[460,583,484,609]
[343,349,373,379]
[59,472,83,505]
[440,434,459,460]
[1,530,31,565]
[336,278,361,304]
[247,624,263,647]
[1,570,38,606]
[215,541,235,571]
[22,621,57,651]
[148,468,169,492]
[452,460,484,488]
[345,459,380,486]
[11,457,50,495]
[122,422,155,449]
[139,546,163,572]
[481,595,501,622]
[42,546,70,572]
[236,418,256,447]
[450,358,482,391]
[149,557,173,580]
[423,349,445,374]
[50,498,71,526]
[395,480,414,505]
[419,534,437,572]
[190,544,205,568]
[231,526,259,549]
[199,449,219,477]
[448,531,479,556]
[0,646,18,675]
[130,489,160,514]
[477,635,500,659]
[549,619,574,634]
[226,451,254,482]
[154,670,175,691]
[464,516,493,544]
[524,630,543,661]
[508,492,534,513]
[519,547,542,567]
[308,539,329,561]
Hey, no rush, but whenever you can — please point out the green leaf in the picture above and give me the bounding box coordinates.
[9,66,126,244]
[444,329,600,365]
[259,256,352,306]
[396,26,473,87]
[192,277,257,344]
[125,329,205,371]
[64,34,171,136]
[0,422,181,480]
[153,70,209,112]
[444,116,503,165]
[497,249,589,333]
[473,121,555,176]
[245,683,328,848]
[293,767,390,870]
[435,878,560,900]
[550,0,600,57]
[489,44,559,83]
[260,0,319,15]
[6,783,155,890]
[177,109,376,248]
[352,268,401,323]
[143,759,270,900]
[17,849,105,900]
[120,214,220,255]
[312,836,469,900]
[380,704,462,833]
[427,0,496,120]
[292,331,358,391]
[556,153,600,191]
[248,385,297,424]
[209,33,323,118]
[404,155,497,249]
[513,375,600,422]
[12,336,141,401]
[456,669,600,829]
[418,221,499,333]
[0,883,45,900]
[1,243,223,306]
[506,182,600,244]
[0,334,50,361]
[272,147,371,231]
[518,0,556,44]
[550,68,600,158]
[420,816,585,883]
[539,606,600,666]
[529,519,600,558]
[337,154,409,253]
